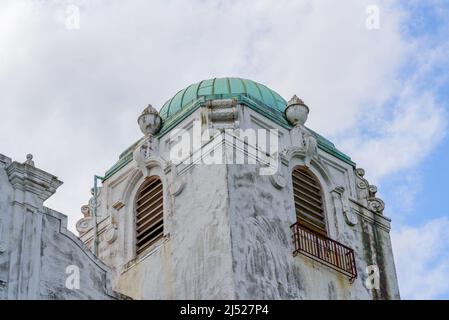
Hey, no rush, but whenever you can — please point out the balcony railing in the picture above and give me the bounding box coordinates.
[290,222,357,282]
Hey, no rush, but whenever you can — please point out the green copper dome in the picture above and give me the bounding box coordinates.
[159,77,287,122]
[102,77,356,181]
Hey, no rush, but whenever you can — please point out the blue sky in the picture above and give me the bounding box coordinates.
[363,1,449,299]
[377,0,449,227]
[0,0,448,299]
[388,0,449,223]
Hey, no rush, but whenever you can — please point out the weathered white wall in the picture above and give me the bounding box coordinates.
[0,155,13,298]
[76,108,236,299]
[227,106,399,300]
[78,101,400,300]
[226,163,371,299]
[97,162,235,299]
[0,154,122,300]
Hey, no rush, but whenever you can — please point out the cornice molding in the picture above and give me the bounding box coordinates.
[6,161,62,202]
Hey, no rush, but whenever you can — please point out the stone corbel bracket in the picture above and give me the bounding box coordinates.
[133,135,166,178]
[332,186,358,226]
[284,126,320,169]
[133,138,151,177]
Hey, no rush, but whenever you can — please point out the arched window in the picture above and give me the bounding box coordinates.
[135,176,164,255]
[292,166,327,235]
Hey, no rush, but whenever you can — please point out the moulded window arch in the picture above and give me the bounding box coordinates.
[135,175,164,255]
[292,166,327,236]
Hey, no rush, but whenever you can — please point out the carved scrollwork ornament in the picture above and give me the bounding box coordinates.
[355,167,385,212]
[367,184,385,214]
[368,197,385,214]
[76,203,95,234]
[284,129,319,169]
[76,217,93,234]
[133,140,151,177]
[356,168,365,178]
[357,180,368,189]
[303,131,318,168]
[355,168,369,189]
[88,187,101,209]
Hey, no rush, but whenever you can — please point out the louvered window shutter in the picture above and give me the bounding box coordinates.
[292,167,327,235]
[135,176,164,255]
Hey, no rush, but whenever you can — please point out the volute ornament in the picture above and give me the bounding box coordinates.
[354,168,385,214]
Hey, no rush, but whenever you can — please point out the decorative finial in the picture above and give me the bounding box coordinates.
[285,95,309,126]
[142,104,158,115]
[288,95,305,106]
[138,104,162,136]
[24,154,35,167]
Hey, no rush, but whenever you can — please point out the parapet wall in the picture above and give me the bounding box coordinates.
[0,153,124,300]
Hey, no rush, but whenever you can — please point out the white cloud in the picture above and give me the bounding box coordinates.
[0,0,448,301]
[392,217,449,299]
[0,1,446,234]
[336,28,449,181]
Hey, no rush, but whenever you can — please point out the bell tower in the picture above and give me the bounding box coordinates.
[76,77,400,300]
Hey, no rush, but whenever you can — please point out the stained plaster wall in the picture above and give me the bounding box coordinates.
[79,102,400,300]
[0,154,121,300]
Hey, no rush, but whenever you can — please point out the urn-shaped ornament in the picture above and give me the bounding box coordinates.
[138,104,162,136]
[285,95,309,126]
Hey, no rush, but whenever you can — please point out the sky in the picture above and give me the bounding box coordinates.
[0,0,448,299]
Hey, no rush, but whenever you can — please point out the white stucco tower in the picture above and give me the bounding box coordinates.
[76,77,400,300]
